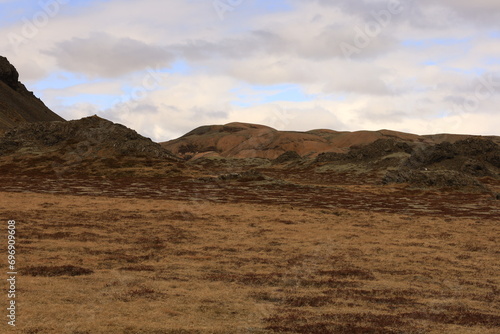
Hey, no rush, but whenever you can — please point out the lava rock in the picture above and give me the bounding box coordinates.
[274,151,302,164]
[383,168,484,190]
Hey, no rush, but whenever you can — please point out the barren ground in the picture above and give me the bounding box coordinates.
[0,175,499,333]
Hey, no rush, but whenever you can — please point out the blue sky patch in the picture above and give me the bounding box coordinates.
[30,72,92,91]
[167,60,192,75]
[402,37,471,49]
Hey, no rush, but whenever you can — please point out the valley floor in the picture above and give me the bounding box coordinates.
[0,179,499,333]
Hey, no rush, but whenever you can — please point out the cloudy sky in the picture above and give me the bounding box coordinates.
[1,0,499,140]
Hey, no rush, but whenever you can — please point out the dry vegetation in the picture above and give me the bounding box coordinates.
[1,181,499,333]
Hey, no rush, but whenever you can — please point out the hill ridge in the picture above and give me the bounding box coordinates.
[162,122,500,160]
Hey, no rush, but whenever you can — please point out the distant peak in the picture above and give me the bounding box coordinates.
[88,114,106,120]
[0,56,20,90]
[224,122,276,130]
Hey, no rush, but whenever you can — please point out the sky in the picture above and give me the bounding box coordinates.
[1,0,499,141]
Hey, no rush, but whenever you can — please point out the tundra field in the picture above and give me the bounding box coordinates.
[1,173,499,334]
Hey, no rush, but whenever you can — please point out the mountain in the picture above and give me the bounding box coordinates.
[0,56,64,133]
[161,122,499,191]
[161,122,500,160]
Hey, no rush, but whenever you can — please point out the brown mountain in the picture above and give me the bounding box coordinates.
[161,122,499,160]
[0,56,64,133]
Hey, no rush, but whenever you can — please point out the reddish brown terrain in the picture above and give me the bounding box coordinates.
[161,122,500,160]
[0,56,499,333]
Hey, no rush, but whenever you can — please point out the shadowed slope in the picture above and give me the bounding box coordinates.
[0,56,64,132]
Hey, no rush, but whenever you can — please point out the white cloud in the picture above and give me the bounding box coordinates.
[45,32,173,78]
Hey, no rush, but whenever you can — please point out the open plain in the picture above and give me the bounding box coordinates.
[1,170,499,333]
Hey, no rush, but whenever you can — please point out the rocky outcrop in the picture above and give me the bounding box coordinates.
[382,168,485,189]
[1,115,179,160]
[382,138,499,190]
[0,56,21,91]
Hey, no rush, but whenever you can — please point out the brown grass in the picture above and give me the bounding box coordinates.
[1,187,499,333]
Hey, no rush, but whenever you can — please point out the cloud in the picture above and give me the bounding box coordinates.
[306,0,500,28]
[44,32,173,77]
[421,0,500,25]
[1,0,498,138]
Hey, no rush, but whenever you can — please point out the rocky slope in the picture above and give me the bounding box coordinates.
[0,56,64,132]
[381,138,500,190]
[0,115,180,176]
